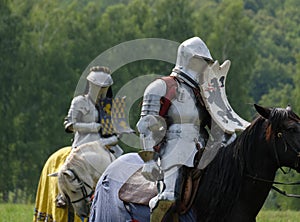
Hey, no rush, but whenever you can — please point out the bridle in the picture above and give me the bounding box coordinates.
[273,129,300,174]
[67,169,94,204]
[247,124,300,198]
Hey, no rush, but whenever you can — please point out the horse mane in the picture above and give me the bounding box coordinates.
[57,141,106,195]
[196,114,267,220]
[58,151,94,196]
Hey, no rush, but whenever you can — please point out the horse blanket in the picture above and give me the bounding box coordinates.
[89,153,150,222]
[88,153,196,222]
[33,146,87,222]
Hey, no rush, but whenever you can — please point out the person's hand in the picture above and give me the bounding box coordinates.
[141,160,163,182]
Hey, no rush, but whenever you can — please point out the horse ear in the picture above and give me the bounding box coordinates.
[286,105,292,111]
[254,104,271,119]
[63,170,75,180]
[48,172,58,177]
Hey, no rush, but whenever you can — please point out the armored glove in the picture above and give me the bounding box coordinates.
[136,115,167,151]
[73,122,101,133]
[99,135,118,146]
[109,145,124,158]
[141,160,163,182]
[100,136,123,157]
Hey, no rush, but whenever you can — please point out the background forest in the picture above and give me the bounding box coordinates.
[1,0,300,210]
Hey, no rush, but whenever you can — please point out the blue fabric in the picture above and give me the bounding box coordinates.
[89,153,149,222]
[88,153,196,222]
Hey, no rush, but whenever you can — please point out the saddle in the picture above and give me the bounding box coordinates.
[118,167,202,215]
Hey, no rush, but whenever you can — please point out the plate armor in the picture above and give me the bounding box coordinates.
[137,37,218,220]
[64,66,120,151]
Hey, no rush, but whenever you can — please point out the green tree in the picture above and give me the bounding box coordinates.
[2,0,300,205]
[292,54,300,114]
[0,0,24,202]
[193,0,256,119]
[5,0,97,201]
[248,0,299,104]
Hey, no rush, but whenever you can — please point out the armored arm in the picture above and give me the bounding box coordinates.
[136,79,167,155]
[64,96,101,133]
[136,79,168,181]
[72,122,101,133]
[137,114,166,182]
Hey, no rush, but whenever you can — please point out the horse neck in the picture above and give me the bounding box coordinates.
[237,121,278,180]
[77,152,104,186]
[65,154,96,186]
[74,143,115,185]
[193,126,280,221]
[224,123,279,219]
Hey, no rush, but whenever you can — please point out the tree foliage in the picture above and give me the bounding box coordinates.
[0,0,299,210]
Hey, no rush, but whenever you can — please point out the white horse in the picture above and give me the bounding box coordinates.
[48,140,116,219]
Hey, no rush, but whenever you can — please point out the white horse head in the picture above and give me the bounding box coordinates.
[51,140,115,218]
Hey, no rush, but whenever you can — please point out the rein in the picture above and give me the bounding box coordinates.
[68,169,94,204]
[246,174,300,198]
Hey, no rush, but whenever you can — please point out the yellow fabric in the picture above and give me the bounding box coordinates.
[33,146,87,222]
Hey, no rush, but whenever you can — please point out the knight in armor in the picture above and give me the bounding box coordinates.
[136,37,236,221]
[58,66,123,207]
[64,66,123,154]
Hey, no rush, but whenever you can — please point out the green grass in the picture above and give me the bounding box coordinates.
[257,210,300,222]
[0,204,34,222]
[0,204,300,222]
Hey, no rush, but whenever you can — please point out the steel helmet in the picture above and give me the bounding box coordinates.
[86,66,113,87]
[175,37,213,70]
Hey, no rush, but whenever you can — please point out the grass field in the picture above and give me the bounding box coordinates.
[0,204,35,222]
[257,210,300,222]
[0,204,299,222]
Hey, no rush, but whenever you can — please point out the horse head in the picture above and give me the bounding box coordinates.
[49,140,115,218]
[254,104,300,172]
[57,155,95,218]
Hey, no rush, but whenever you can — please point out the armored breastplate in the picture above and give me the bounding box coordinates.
[167,83,202,126]
[82,97,99,123]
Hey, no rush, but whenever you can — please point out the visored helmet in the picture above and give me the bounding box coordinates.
[173,37,213,85]
[176,37,213,69]
[87,66,113,87]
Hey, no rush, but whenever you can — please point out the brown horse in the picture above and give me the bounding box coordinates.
[88,104,300,222]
